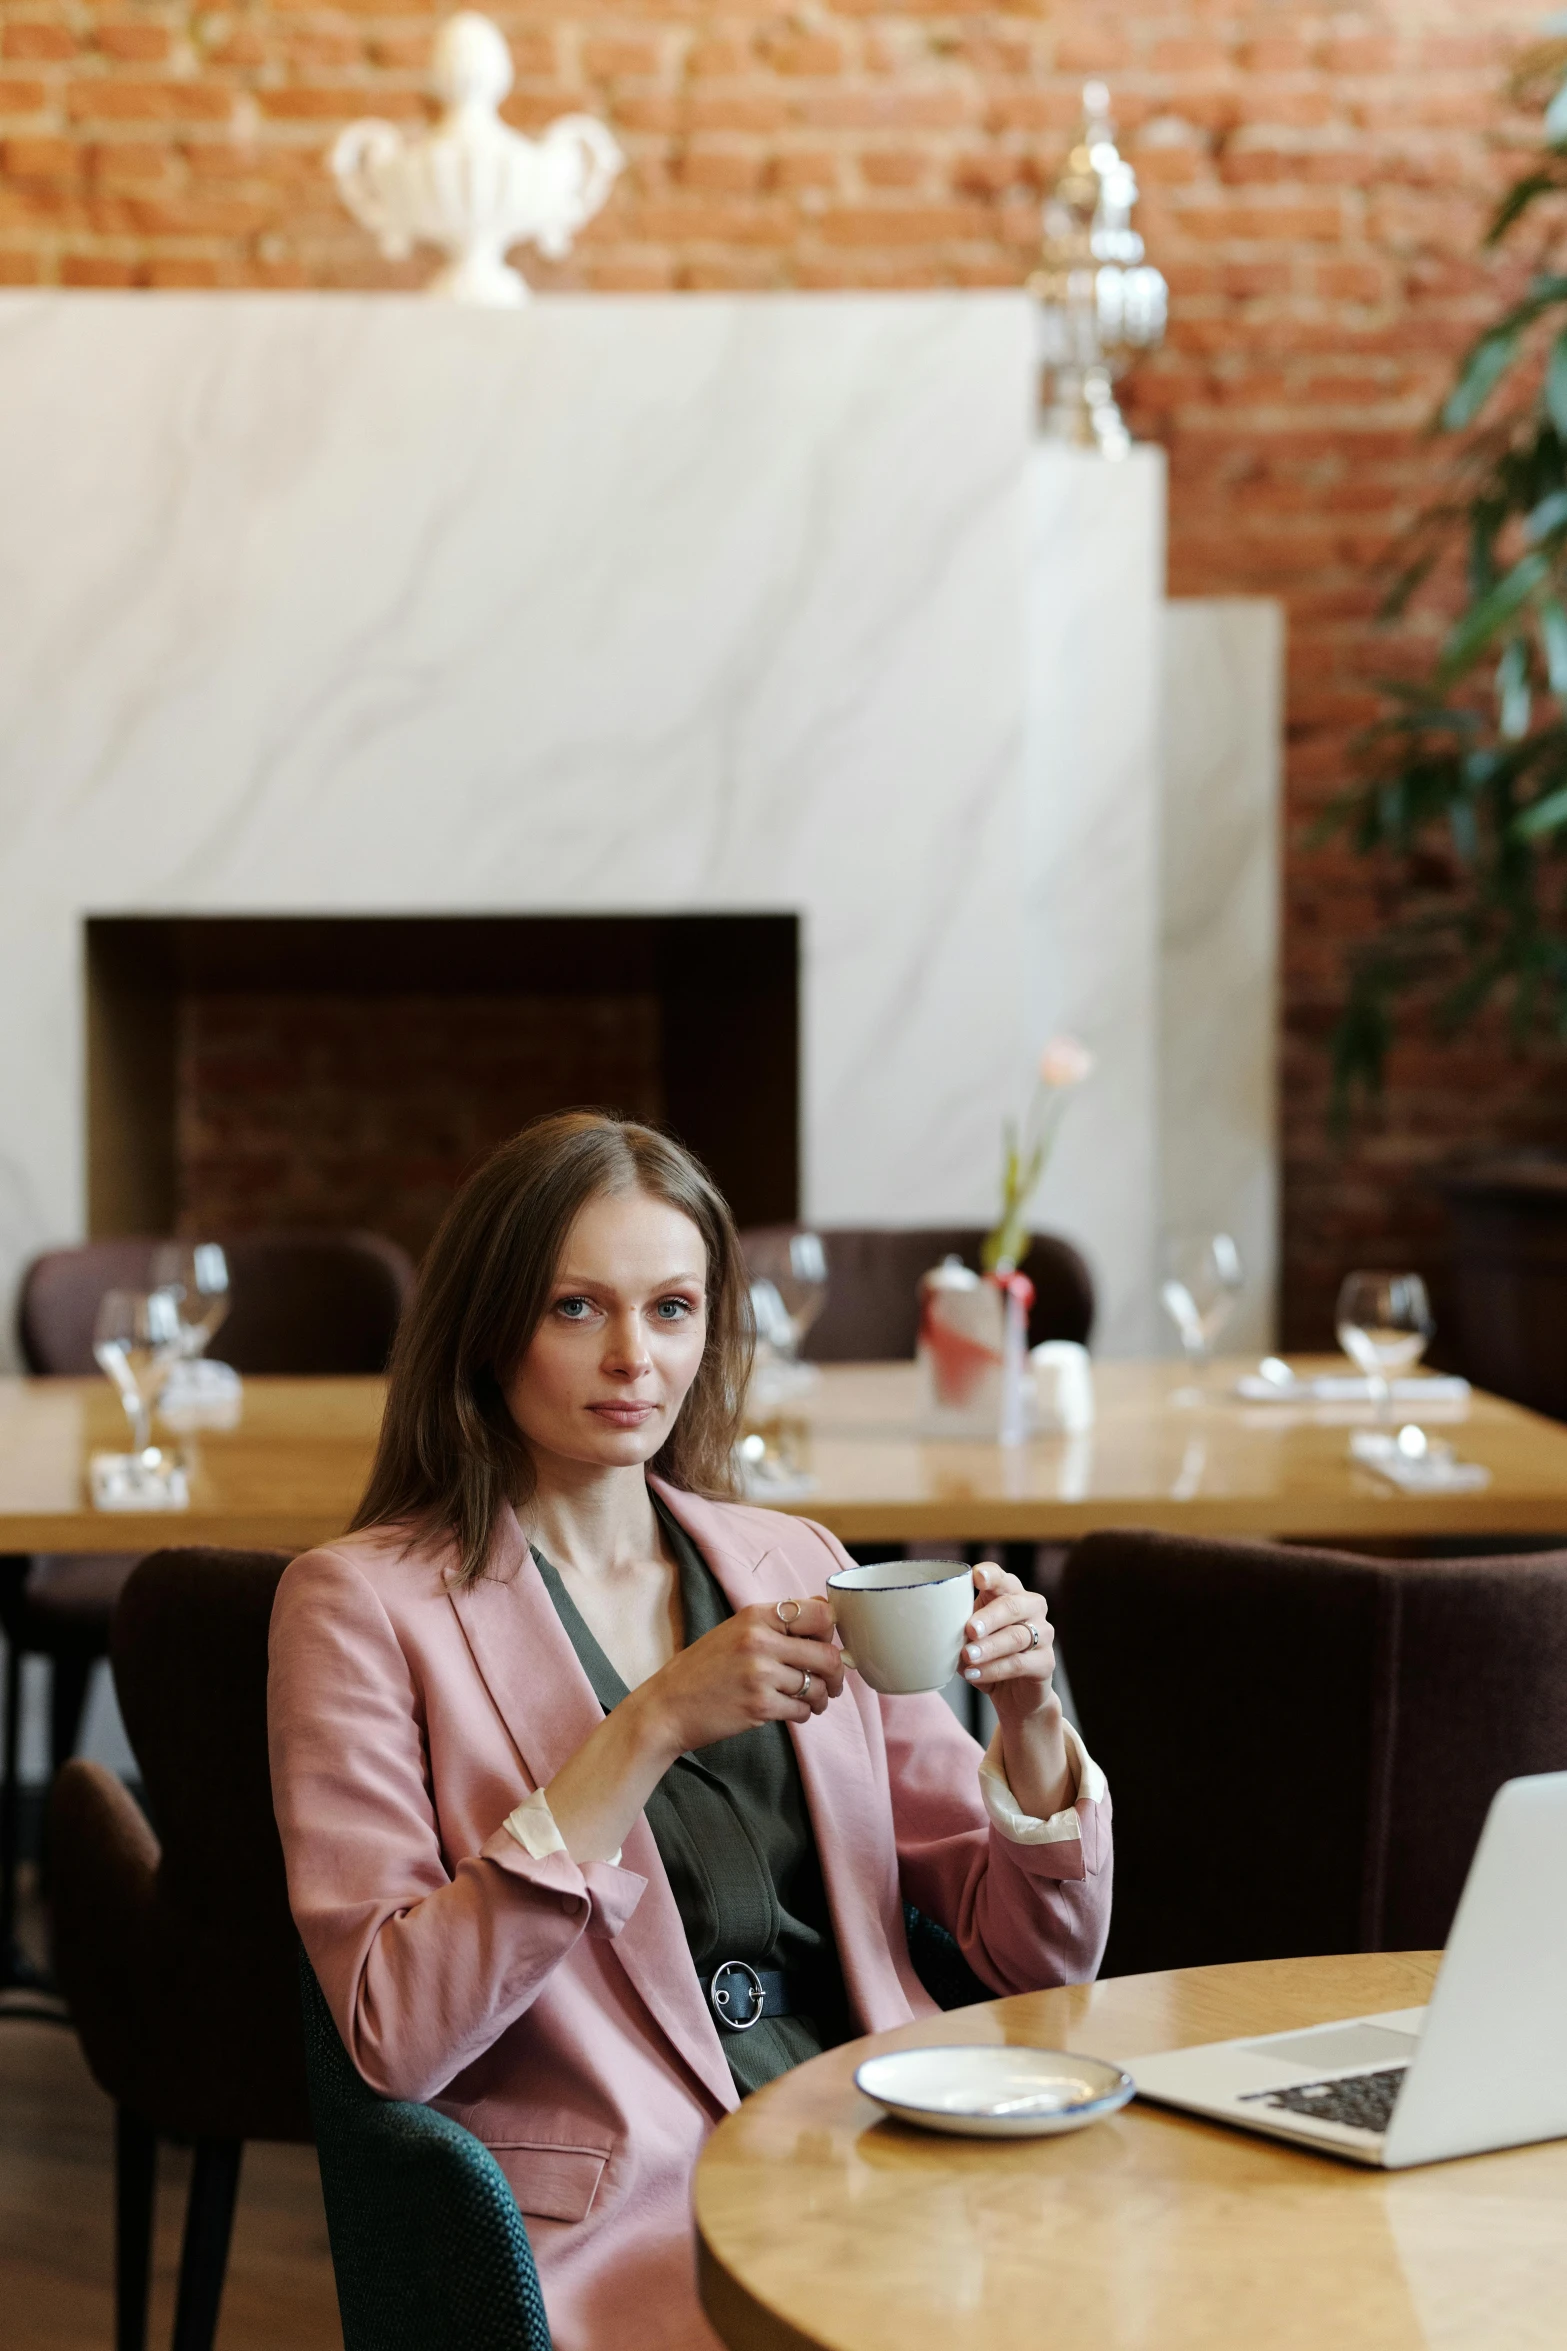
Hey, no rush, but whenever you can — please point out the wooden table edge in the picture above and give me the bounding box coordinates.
[769,1498,1567,1540]
[0,1513,354,1555]
[698,2237,822,2351]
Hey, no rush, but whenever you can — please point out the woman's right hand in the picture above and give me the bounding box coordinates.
[543,1599,844,1865]
[633,1597,845,1758]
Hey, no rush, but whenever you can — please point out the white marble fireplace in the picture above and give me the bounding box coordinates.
[0,290,1279,1361]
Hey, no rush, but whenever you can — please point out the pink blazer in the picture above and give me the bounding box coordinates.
[268,1483,1112,2351]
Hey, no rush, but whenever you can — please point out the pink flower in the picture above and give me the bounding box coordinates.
[1037,1034,1093,1088]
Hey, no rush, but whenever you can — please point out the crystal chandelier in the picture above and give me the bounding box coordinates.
[1029,82,1168,457]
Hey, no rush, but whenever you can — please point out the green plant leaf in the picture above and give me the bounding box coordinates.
[1329,974,1395,1134]
[1548,334,1567,440]
[1440,551,1552,679]
[1526,486,1567,540]
[1442,328,1521,428]
[1515,782,1567,837]
[1379,546,1441,617]
[1468,496,1506,599]
[1541,599,1567,693]
[1498,637,1533,738]
[1489,166,1567,243]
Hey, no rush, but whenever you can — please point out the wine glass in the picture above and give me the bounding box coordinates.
[1159,1233,1245,1371]
[93,1288,183,1466]
[743,1231,829,1360]
[150,1240,230,1358]
[749,1279,795,1355]
[1335,1271,1434,1421]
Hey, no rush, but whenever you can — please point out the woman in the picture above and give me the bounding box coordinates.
[268,1113,1111,2351]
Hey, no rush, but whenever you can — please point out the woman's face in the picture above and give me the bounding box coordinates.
[504,1188,710,1476]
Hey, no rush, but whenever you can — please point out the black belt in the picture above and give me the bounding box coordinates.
[706,1961,795,2034]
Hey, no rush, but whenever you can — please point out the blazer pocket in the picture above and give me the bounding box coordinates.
[487,2140,609,2224]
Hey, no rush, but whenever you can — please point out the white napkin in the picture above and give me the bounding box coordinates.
[90,1452,190,1510]
[735,1432,817,1503]
[737,1459,818,1503]
[1238,1372,1471,1406]
[744,1356,820,1419]
[1348,1431,1490,1493]
[159,1358,243,1431]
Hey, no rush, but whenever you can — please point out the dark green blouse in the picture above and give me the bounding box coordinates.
[532,1500,850,2096]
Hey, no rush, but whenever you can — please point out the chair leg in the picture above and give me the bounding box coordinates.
[49,1651,94,1775]
[0,1620,23,1976]
[171,2138,243,2351]
[116,2108,156,2351]
[34,1651,96,1916]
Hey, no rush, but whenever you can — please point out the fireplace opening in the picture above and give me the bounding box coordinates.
[87,914,799,1261]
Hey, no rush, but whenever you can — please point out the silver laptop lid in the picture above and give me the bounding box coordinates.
[1384,1770,1567,2168]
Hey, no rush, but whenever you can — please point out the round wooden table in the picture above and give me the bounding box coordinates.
[694,1953,1567,2351]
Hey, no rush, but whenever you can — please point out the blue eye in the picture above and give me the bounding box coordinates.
[655,1297,694,1319]
[556,1297,592,1319]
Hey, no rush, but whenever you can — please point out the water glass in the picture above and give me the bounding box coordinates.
[93,1287,183,1463]
[744,1230,828,1360]
[1335,1270,1434,1419]
[1159,1233,1245,1368]
[150,1241,230,1357]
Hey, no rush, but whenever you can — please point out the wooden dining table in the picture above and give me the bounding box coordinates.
[0,1356,1564,1555]
[693,1950,1567,2351]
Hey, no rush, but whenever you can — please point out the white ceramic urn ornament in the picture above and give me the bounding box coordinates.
[331,12,624,306]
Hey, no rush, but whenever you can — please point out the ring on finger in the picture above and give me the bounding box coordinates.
[1026,1621,1041,1650]
[776,1598,803,1628]
[797,1667,813,1698]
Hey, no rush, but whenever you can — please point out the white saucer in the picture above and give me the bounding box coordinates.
[855,2044,1134,2138]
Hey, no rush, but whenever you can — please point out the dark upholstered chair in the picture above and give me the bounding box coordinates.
[48,1547,310,2351]
[18,1228,415,1378]
[301,1954,552,2351]
[1057,1530,1567,1980]
[1,1230,415,1979]
[739,1225,1094,1362]
[903,1901,990,2013]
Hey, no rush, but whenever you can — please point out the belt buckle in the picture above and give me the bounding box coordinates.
[709,1960,766,2033]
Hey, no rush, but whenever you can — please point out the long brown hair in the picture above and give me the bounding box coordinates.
[351,1111,751,1584]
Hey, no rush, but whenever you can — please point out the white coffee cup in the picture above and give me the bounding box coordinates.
[827,1560,975,1695]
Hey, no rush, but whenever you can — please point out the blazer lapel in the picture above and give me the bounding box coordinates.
[447,1506,738,2116]
[446,1507,603,1790]
[656,1484,923,2032]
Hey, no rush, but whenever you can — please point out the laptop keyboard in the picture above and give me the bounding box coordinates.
[1241,2065,1408,2135]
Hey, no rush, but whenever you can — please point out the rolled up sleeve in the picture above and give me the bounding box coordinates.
[977,1721,1110,1879]
[491,1797,636,1940]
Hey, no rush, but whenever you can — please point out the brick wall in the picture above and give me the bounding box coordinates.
[5,0,1562,1341]
[177,992,665,1257]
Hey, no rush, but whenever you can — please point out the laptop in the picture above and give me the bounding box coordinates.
[1128,1770,1567,2168]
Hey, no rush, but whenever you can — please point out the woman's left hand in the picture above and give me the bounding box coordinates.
[961,1562,1076,1820]
[961,1562,1057,1722]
